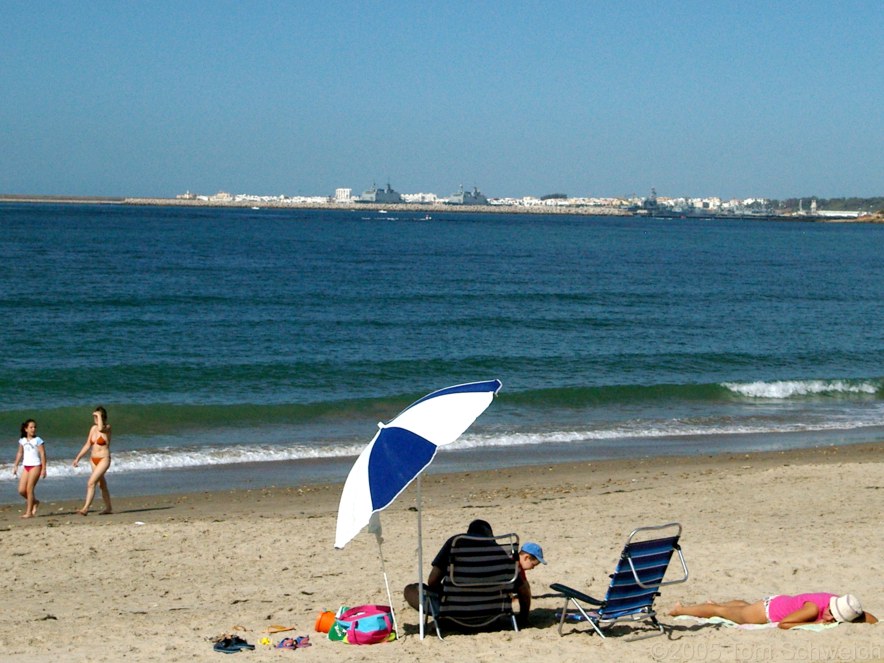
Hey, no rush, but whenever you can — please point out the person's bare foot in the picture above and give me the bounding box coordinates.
[76,509,88,516]
[99,509,113,515]
[20,513,33,519]
[30,500,40,517]
[669,602,684,616]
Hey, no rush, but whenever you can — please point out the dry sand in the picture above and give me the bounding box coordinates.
[2,443,882,662]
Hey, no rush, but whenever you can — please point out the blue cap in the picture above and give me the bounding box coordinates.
[521,542,546,564]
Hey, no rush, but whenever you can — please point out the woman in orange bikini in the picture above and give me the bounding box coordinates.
[72,406,113,515]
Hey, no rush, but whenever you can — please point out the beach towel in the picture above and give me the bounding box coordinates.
[674,615,840,631]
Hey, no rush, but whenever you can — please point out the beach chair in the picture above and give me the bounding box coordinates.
[550,522,688,640]
[426,532,521,639]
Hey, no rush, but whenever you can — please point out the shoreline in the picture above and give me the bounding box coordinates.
[2,194,880,222]
[1,441,880,662]
[4,430,883,507]
[3,440,880,526]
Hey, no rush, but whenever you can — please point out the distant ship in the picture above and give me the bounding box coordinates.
[631,187,706,218]
[445,185,489,206]
[357,181,403,204]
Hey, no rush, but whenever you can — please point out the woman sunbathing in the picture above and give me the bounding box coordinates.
[670,593,877,629]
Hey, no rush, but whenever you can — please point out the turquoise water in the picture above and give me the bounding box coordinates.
[2,203,883,502]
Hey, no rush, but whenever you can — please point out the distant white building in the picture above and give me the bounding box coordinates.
[334,188,352,203]
[815,209,863,218]
[401,192,439,204]
[288,195,331,204]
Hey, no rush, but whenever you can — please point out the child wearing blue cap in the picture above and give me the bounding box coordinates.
[515,541,547,619]
[519,541,547,576]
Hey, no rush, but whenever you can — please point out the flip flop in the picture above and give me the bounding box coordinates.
[229,636,254,651]
[213,638,240,654]
[275,638,296,650]
[276,636,310,650]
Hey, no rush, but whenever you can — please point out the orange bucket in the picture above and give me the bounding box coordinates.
[315,610,336,633]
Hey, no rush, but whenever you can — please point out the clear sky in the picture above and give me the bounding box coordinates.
[2,1,882,200]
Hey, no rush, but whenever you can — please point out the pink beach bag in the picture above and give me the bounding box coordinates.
[334,605,394,645]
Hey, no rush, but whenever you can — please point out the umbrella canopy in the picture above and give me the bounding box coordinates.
[334,379,502,549]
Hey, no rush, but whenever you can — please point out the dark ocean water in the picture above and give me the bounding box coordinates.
[2,203,882,502]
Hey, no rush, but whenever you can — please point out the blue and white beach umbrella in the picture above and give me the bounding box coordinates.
[335,379,502,549]
[334,379,502,639]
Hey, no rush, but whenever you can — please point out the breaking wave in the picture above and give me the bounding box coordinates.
[722,379,882,399]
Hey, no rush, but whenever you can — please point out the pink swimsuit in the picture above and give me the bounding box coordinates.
[765,593,835,622]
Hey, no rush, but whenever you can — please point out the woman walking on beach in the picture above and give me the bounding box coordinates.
[12,419,47,518]
[72,406,113,515]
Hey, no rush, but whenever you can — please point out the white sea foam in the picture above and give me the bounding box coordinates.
[446,410,884,451]
[28,442,367,479]
[722,379,880,399]
[21,405,884,479]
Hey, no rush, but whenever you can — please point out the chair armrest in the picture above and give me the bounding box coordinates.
[549,583,603,606]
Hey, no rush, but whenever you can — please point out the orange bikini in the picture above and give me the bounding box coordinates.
[91,431,108,465]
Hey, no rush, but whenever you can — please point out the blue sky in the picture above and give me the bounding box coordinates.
[2,1,882,199]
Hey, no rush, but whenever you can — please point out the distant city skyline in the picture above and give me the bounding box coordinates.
[12,182,879,208]
[2,1,882,200]
[171,186,875,219]
[179,183,877,206]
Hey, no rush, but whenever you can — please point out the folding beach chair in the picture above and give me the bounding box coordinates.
[550,522,688,640]
[426,532,521,639]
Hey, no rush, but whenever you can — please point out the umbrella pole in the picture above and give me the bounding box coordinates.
[375,533,400,639]
[417,474,425,640]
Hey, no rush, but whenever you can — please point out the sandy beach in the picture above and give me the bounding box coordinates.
[2,443,881,662]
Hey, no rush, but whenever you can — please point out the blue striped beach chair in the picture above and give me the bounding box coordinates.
[426,532,520,638]
[550,522,688,640]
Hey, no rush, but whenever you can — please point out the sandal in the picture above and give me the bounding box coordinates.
[213,638,240,654]
[230,636,254,651]
[276,635,310,650]
[275,638,296,650]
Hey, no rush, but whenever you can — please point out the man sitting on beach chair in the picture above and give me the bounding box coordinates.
[404,519,534,630]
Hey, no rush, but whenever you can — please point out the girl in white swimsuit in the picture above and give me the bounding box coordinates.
[12,419,47,518]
